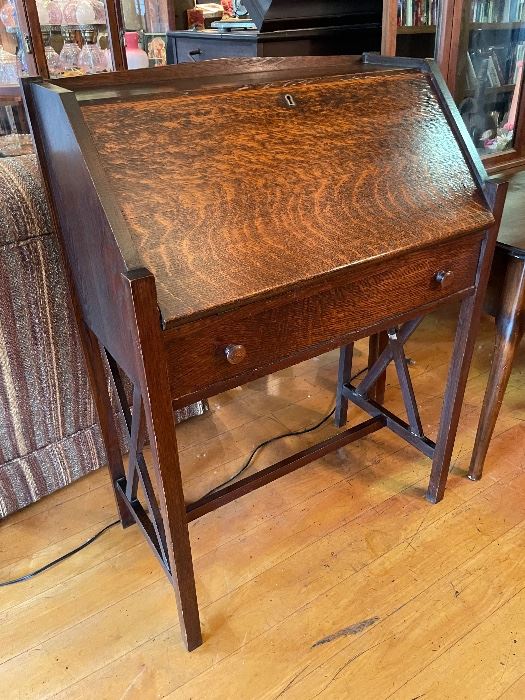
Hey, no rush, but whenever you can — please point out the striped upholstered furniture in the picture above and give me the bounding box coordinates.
[0,154,205,517]
[0,154,115,517]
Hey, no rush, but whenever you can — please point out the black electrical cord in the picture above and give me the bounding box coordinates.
[199,366,368,500]
[0,366,368,587]
[0,519,120,587]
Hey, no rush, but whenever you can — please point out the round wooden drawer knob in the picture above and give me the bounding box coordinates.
[224,344,247,365]
[435,269,453,287]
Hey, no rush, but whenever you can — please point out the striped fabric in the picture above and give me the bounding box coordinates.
[0,155,110,517]
[0,155,208,518]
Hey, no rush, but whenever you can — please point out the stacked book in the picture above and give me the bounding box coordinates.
[397,0,440,26]
[470,0,525,23]
[465,42,525,89]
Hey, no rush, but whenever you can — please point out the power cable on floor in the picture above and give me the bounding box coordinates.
[0,366,368,587]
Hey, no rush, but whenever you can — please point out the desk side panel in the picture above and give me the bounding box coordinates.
[24,82,140,381]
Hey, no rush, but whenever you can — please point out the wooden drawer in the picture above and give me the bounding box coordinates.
[172,36,256,63]
[165,234,483,402]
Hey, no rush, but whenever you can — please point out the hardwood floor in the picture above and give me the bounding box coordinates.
[1,306,525,699]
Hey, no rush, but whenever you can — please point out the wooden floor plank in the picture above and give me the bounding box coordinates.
[0,310,524,700]
[0,483,117,571]
[31,429,525,700]
[162,459,525,699]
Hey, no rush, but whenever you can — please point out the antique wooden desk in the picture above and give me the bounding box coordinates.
[23,55,504,651]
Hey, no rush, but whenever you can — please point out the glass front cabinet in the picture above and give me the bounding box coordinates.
[0,0,175,150]
[445,1,525,172]
[0,0,35,152]
[22,0,126,77]
[382,0,525,173]
[2,0,525,173]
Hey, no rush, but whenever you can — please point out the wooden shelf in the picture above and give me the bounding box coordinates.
[397,25,437,35]
[0,84,22,99]
[470,21,525,31]
[462,83,517,99]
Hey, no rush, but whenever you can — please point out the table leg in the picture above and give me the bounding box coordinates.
[126,271,202,651]
[368,332,389,403]
[468,256,525,481]
[426,294,486,503]
[335,343,354,427]
[79,319,134,528]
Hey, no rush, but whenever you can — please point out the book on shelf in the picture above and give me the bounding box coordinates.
[466,52,479,89]
[397,0,439,27]
[486,54,502,85]
[512,41,525,79]
[470,0,525,23]
[466,41,525,90]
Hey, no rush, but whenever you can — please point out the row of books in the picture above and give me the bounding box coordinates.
[397,0,440,27]
[465,42,525,89]
[470,0,525,23]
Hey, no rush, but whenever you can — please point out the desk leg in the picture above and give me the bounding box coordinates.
[335,343,354,427]
[468,257,525,481]
[427,294,483,503]
[79,320,134,528]
[126,271,202,652]
[368,332,389,403]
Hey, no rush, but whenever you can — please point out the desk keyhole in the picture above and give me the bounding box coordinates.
[284,93,296,108]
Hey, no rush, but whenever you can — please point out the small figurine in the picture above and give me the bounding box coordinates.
[220,0,233,17]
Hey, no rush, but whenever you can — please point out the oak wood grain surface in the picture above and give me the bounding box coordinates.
[1,313,525,699]
[80,69,494,326]
[165,233,483,401]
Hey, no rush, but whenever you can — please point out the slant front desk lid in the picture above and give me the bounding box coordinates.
[24,56,494,328]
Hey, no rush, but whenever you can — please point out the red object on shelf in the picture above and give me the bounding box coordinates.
[187,7,204,29]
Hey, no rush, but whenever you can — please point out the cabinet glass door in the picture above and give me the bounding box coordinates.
[1,0,32,79]
[396,0,441,57]
[454,0,525,157]
[31,0,123,76]
[1,0,34,151]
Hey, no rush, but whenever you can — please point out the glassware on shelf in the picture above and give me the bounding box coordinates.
[125,31,148,69]
[44,44,63,76]
[78,29,106,72]
[92,0,105,24]
[0,44,18,84]
[60,30,81,69]
[60,0,104,26]
[76,0,96,25]
[78,43,97,72]
[30,0,118,77]
[0,0,34,144]
[37,0,63,25]
[97,31,112,70]
[0,0,16,29]
[62,0,81,24]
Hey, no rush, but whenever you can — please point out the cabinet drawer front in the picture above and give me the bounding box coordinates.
[174,37,255,63]
[166,235,483,401]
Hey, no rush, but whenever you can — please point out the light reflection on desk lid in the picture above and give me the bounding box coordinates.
[79,68,494,323]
